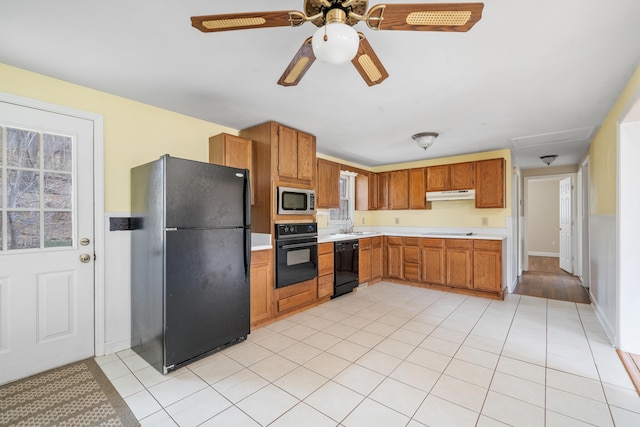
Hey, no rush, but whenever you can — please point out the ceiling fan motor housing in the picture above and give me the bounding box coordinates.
[306,0,369,27]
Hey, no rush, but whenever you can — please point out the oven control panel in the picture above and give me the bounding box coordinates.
[275,222,318,239]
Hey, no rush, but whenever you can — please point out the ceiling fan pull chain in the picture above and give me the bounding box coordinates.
[324,25,328,41]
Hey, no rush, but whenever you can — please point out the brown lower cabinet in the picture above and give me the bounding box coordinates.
[359,238,372,284]
[371,237,383,281]
[386,236,403,279]
[445,239,473,289]
[318,242,334,299]
[250,249,272,327]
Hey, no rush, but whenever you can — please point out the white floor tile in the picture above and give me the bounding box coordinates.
[455,345,499,369]
[342,398,409,427]
[304,352,352,379]
[303,331,343,351]
[326,340,370,362]
[147,370,209,407]
[490,371,545,408]
[495,356,545,385]
[110,373,145,398]
[431,374,487,412]
[281,324,318,341]
[475,415,511,427]
[419,335,461,357]
[413,394,479,427]
[333,363,385,395]
[224,342,274,367]
[165,387,231,426]
[269,402,338,427]
[236,384,299,426]
[405,347,452,373]
[388,360,440,393]
[546,368,606,402]
[139,410,178,427]
[348,330,385,348]
[444,358,494,388]
[274,366,328,399]
[199,406,260,427]
[125,389,163,420]
[212,368,269,403]
[610,405,640,427]
[278,341,323,365]
[189,354,244,384]
[249,353,298,382]
[546,387,614,426]
[99,358,132,380]
[304,380,365,423]
[256,333,298,353]
[602,382,640,413]
[482,390,544,427]
[373,337,416,359]
[545,411,597,427]
[355,350,402,376]
[369,377,428,417]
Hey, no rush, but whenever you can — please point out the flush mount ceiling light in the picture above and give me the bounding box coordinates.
[540,154,558,166]
[412,132,439,150]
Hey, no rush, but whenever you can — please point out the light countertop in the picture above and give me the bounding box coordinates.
[318,227,507,243]
[251,233,272,251]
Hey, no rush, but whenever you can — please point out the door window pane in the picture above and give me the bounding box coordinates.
[44,133,72,172]
[44,173,72,209]
[44,212,72,247]
[8,170,40,208]
[7,127,39,168]
[7,211,40,249]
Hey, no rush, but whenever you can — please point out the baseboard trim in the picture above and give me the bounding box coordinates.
[528,252,560,257]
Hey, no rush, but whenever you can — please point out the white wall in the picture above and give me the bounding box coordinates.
[526,178,561,256]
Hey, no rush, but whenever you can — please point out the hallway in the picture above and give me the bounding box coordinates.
[514,256,591,304]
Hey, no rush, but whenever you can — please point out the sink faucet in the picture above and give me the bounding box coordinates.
[343,217,353,234]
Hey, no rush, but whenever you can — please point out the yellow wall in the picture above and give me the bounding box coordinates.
[0,64,237,212]
[589,64,640,215]
[318,149,512,229]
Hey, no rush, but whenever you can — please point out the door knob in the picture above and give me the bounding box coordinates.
[79,254,91,263]
[80,237,90,246]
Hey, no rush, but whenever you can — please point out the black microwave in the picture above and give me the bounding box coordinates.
[277,186,315,215]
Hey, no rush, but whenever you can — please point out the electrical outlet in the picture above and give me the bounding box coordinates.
[481,217,488,226]
[395,217,400,224]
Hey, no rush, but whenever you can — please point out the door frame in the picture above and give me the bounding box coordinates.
[523,173,576,272]
[0,92,105,356]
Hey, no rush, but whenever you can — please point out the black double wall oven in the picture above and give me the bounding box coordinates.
[275,223,318,288]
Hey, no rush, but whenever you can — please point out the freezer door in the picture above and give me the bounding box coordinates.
[164,228,250,368]
[165,156,250,229]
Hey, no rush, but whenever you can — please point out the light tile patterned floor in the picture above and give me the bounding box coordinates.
[96,282,640,426]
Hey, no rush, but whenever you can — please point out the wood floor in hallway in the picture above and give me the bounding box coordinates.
[514,256,591,304]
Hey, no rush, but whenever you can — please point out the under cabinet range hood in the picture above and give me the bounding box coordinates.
[426,189,476,201]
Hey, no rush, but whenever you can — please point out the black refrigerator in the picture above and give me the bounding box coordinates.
[131,155,251,374]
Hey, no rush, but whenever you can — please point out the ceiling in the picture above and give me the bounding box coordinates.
[1,0,639,170]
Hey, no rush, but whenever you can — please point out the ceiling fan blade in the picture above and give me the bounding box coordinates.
[351,34,389,86]
[367,3,484,32]
[191,11,304,33]
[278,37,316,87]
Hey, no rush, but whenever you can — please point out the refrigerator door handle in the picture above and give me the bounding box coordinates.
[244,228,251,278]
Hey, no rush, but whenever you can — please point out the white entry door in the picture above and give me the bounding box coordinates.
[559,176,573,274]
[0,101,95,385]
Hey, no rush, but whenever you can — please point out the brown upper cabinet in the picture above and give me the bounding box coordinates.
[475,158,505,208]
[277,125,314,182]
[376,172,390,210]
[368,173,379,210]
[409,167,428,209]
[389,170,409,210]
[426,162,475,192]
[208,133,254,205]
[316,158,340,209]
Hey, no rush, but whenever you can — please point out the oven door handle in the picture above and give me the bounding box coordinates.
[280,242,318,250]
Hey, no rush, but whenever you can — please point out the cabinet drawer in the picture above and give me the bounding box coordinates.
[446,239,472,249]
[371,236,383,246]
[473,239,502,250]
[318,274,334,298]
[387,236,402,245]
[318,242,334,255]
[251,249,272,266]
[359,237,372,248]
[278,290,313,312]
[403,246,419,263]
[403,237,419,246]
[404,263,420,281]
[318,252,334,277]
[420,238,444,248]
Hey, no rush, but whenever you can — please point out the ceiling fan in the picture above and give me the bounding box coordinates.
[191,1,484,87]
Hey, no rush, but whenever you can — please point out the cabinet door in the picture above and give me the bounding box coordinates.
[359,245,372,283]
[250,250,272,324]
[318,273,334,299]
[476,158,505,208]
[368,173,379,210]
[377,172,390,210]
[355,173,369,211]
[445,239,472,288]
[387,239,403,279]
[409,167,427,209]
[450,162,475,190]
[421,246,445,284]
[426,165,449,191]
[318,242,334,276]
[371,239,383,279]
[277,125,298,179]
[389,169,409,209]
[317,158,340,208]
[296,131,314,181]
[209,133,254,205]
[473,240,502,292]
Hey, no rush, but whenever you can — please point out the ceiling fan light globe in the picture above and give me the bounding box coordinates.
[311,23,359,65]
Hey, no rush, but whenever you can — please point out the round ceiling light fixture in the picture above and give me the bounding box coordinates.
[312,22,359,65]
[412,132,439,150]
[540,155,558,166]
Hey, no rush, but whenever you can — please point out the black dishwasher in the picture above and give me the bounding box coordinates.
[334,240,359,298]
